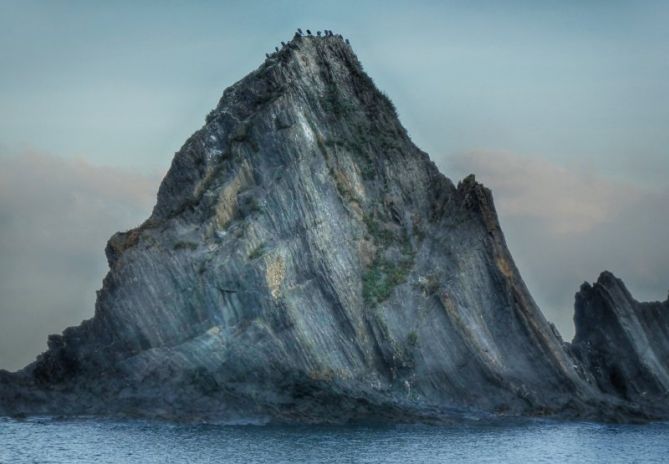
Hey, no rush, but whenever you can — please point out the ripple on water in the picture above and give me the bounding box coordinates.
[1,417,669,464]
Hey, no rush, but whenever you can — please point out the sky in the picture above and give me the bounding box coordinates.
[1,0,668,370]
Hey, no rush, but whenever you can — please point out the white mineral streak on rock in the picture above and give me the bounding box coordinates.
[296,111,315,145]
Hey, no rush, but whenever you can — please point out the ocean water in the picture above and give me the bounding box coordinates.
[1,417,668,463]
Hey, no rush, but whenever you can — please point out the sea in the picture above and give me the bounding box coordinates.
[1,416,668,463]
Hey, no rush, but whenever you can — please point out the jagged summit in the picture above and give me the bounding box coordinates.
[146,29,408,226]
[571,271,669,414]
[261,30,356,69]
[1,34,667,423]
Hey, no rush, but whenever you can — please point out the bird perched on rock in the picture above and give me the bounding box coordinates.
[306,29,312,35]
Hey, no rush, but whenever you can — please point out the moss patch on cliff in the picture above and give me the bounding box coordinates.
[322,82,357,119]
[248,243,266,260]
[362,214,415,306]
[363,256,413,305]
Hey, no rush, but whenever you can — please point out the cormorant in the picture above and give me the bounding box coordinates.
[297,28,303,34]
[275,46,279,52]
[307,29,312,35]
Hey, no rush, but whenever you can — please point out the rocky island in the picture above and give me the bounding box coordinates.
[1,32,667,423]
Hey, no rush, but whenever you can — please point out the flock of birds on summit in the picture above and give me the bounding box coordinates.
[265,28,350,59]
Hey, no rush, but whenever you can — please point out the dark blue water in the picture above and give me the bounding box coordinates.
[1,417,668,463]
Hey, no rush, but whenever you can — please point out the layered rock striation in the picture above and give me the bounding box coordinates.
[571,272,669,416]
[1,33,667,423]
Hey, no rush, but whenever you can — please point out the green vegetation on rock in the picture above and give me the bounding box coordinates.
[248,243,266,260]
[363,256,414,305]
[323,84,357,118]
[362,214,415,306]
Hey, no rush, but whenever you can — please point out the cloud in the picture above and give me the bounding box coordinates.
[449,150,638,235]
[0,152,159,371]
[447,151,669,339]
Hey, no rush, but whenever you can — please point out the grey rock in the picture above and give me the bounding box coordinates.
[0,34,666,423]
[570,271,669,414]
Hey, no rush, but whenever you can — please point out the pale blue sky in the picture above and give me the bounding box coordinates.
[1,1,668,369]
[1,1,667,183]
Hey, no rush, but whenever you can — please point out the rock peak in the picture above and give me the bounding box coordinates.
[572,270,669,411]
[213,31,363,117]
[266,31,355,62]
[596,270,621,286]
[152,31,406,224]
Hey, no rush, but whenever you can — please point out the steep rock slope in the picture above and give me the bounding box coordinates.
[0,34,660,422]
[571,272,669,414]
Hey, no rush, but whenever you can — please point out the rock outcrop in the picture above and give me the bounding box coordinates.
[571,272,669,415]
[0,33,666,423]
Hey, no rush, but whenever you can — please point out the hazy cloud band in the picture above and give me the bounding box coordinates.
[0,153,158,371]
[0,150,667,370]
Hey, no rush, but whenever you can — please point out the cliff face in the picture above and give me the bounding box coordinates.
[0,33,666,423]
[571,272,669,413]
